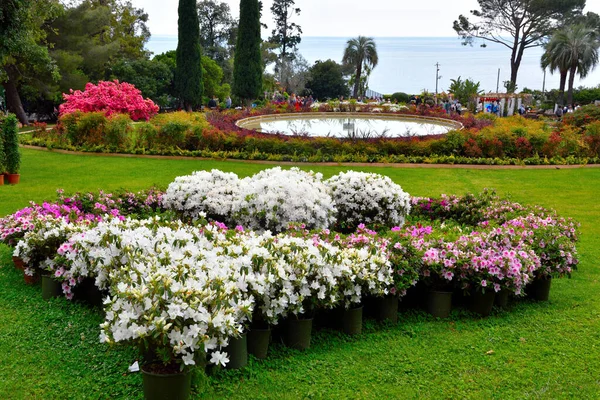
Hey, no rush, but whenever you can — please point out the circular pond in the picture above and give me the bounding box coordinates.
[236,113,462,138]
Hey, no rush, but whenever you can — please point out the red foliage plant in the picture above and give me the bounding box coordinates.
[59,80,159,121]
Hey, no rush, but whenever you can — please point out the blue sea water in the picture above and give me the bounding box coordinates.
[146,36,600,95]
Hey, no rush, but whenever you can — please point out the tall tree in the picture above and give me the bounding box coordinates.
[175,0,203,111]
[48,0,150,88]
[453,0,586,93]
[305,60,349,100]
[0,0,61,125]
[342,36,378,99]
[233,0,262,104]
[197,0,235,60]
[542,24,599,106]
[269,0,301,89]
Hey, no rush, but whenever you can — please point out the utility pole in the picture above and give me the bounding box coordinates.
[542,68,547,100]
[496,68,500,94]
[435,62,441,104]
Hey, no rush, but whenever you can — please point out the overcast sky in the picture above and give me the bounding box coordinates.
[132,0,600,37]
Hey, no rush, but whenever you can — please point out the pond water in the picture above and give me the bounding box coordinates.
[238,114,458,138]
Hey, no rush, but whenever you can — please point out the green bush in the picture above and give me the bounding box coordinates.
[391,92,410,103]
[136,122,159,149]
[158,121,189,148]
[66,112,107,146]
[563,105,600,130]
[584,121,600,157]
[104,114,132,149]
[3,114,20,174]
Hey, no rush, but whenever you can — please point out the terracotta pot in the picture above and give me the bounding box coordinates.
[6,174,20,185]
[12,256,25,270]
[24,270,40,285]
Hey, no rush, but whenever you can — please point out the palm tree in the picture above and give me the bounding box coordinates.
[542,25,599,107]
[342,36,378,98]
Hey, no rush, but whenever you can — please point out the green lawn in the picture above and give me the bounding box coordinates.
[1,148,599,399]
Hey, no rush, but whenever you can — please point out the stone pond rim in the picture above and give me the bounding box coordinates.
[235,112,464,138]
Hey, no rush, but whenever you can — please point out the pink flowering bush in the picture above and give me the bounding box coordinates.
[59,80,159,121]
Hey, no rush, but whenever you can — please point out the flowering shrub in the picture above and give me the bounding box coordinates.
[59,80,159,121]
[14,217,91,294]
[97,221,254,368]
[234,167,336,233]
[326,171,411,231]
[2,184,581,368]
[162,170,241,222]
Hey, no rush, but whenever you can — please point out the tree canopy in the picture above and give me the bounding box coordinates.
[453,0,586,92]
[342,36,378,99]
[175,0,203,111]
[233,0,262,103]
[305,60,349,101]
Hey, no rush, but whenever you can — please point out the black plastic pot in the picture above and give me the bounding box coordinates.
[224,332,248,369]
[247,328,271,359]
[41,275,62,300]
[528,276,552,301]
[341,305,363,335]
[142,367,191,400]
[426,290,452,318]
[283,317,313,350]
[374,295,398,323]
[469,289,496,317]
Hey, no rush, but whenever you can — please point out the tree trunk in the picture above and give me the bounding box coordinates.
[3,65,29,126]
[567,66,577,106]
[353,62,362,99]
[557,70,567,107]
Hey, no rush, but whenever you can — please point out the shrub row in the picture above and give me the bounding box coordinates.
[21,106,600,164]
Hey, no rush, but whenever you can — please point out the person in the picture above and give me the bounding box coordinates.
[208,96,218,109]
[555,105,563,120]
[491,101,500,117]
[225,96,232,109]
[415,96,422,106]
[455,101,462,115]
[476,101,483,114]
[518,103,526,115]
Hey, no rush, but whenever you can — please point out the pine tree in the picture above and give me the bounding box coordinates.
[175,0,203,111]
[233,0,262,104]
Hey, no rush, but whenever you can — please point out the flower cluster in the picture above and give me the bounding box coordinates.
[50,217,393,366]
[162,170,241,222]
[234,167,336,233]
[3,185,580,369]
[163,167,337,233]
[59,80,159,121]
[326,171,411,231]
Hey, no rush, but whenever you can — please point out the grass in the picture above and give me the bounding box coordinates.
[1,148,600,399]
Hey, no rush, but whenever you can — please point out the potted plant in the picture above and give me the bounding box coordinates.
[100,229,252,400]
[3,114,21,184]
[0,116,5,185]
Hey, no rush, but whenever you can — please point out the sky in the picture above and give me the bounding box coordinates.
[132,0,600,38]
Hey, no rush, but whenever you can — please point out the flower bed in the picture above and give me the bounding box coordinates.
[19,104,600,165]
[0,169,580,377]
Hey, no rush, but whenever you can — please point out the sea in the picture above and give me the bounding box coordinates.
[146,36,600,95]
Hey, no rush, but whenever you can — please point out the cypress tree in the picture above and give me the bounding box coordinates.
[233,0,262,104]
[175,0,203,111]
